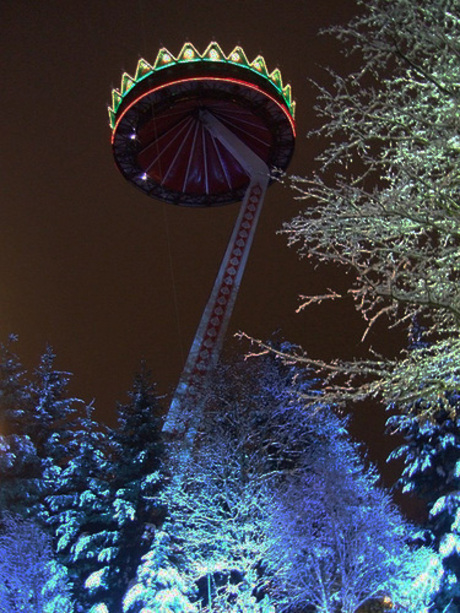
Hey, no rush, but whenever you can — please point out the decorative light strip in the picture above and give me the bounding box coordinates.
[110,76,297,144]
[108,42,295,128]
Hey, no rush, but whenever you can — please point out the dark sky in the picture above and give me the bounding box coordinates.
[2,0,410,489]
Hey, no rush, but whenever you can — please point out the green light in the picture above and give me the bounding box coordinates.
[121,73,135,95]
[228,46,249,66]
[270,68,283,90]
[178,42,200,62]
[135,59,153,80]
[108,42,295,129]
[251,55,269,78]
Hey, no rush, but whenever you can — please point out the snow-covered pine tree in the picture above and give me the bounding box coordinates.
[0,336,30,433]
[0,339,49,519]
[46,405,114,613]
[388,398,460,611]
[0,343,95,525]
[0,433,46,519]
[386,321,460,610]
[26,347,84,467]
[85,363,167,613]
[0,341,115,610]
[123,530,198,613]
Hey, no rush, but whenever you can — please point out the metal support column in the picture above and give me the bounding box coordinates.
[163,110,269,447]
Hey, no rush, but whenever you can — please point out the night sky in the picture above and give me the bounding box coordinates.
[2,0,407,487]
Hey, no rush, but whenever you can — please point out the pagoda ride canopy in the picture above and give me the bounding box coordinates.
[109,42,296,207]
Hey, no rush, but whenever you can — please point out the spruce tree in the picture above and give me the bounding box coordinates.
[47,405,113,613]
[84,363,166,613]
[389,400,460,611]
[26,347,83,467]
[0,339,48,520]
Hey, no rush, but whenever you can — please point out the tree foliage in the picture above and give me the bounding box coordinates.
[273,0,460,417]
[269,436,441,613]
[128,353,439,612]
[85,364,166,613]
[0,340,445,612]
[388,395,460,610]
[0,513,74,613]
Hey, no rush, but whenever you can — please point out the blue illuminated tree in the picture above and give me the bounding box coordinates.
[124,350,317,612]
[123,529,198,613]
[85,364,166,613]
[0,513,74,613]
[389,399,460,611]
[0,338,47,519]
[268,430,441,613]
[46,405,113,613]
[125,351,440,612]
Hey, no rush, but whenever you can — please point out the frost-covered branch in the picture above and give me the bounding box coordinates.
[274,0,460,418]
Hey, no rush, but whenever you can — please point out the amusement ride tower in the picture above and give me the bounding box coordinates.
[109,42,296,449]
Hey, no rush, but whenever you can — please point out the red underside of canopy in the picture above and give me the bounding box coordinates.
[137,97,272,196]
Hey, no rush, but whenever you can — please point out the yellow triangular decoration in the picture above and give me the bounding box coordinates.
[282,83,292,105]
[152,47,176,71]
[111,89,122,111]
[250,55,269,77]
[135,58,153,80]
[177,42,201,62]
[202,41,226,62]
[121,73,135,95]
[228,46,250,67]
[108,107,116,129]
[269,68,283,91]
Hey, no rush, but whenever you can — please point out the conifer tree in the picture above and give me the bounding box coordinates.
[0,433,45,520]
[0,341,111,611]
[47,405,113,613]
[123,530,198,613]
[0,336,30,434]
[26,348,83,467]
[389,398,460,610]
[85,364,166,613]
[0,339,49,520]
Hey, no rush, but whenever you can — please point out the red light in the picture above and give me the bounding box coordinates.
[111,76,296,144]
